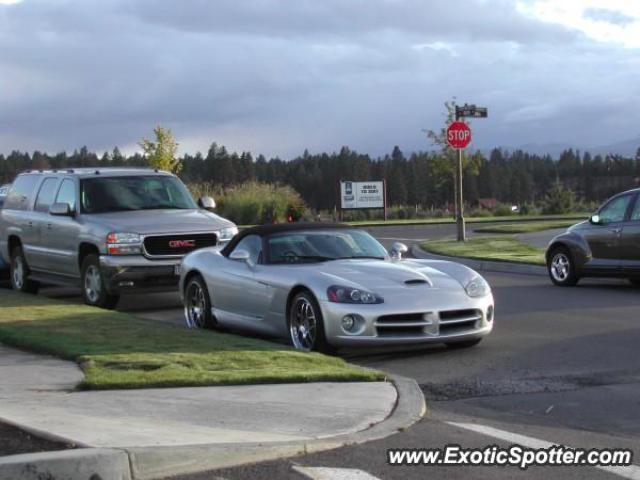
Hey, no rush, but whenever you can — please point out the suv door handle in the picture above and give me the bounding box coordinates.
[612,227,622,234]
[46,223,53,230]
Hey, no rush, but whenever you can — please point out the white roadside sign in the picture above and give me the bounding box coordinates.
[340,181,384,209]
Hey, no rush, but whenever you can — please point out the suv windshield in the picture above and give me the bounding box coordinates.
[80,176,196,214]
[266,229,388,264]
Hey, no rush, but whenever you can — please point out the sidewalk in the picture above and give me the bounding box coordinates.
[0,344,424,479]
[0,345,396,447]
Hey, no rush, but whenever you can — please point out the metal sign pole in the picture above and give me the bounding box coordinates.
[383,178,388,221]
[456,148,465,241]
[454,108,466,242]
[450,103,487,241]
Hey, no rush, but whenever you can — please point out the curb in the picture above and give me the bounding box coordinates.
[411,245,547,276]
[0,375,425,480]
[0,448,131,480]
[126,374,425,480]
[0,415,90,449]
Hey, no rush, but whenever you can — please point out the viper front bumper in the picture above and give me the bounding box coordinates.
[319,292,494,347]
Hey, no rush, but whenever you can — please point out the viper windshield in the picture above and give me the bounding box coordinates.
[266,229,388,264]
[80,176,196,214]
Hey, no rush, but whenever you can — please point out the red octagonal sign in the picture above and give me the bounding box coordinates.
[447,121,472,149]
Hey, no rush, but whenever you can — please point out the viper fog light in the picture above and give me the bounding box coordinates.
[342,315,356,332]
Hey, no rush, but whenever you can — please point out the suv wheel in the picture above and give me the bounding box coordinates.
[10,246,39,294]
[548,247,579,286]
[81,254,119,309]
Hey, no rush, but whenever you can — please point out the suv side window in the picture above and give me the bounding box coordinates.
[3,174,40,211]
[232,234,262,264]
[34,177,60,213]
[55,179,77,211]
[599,194,633,224]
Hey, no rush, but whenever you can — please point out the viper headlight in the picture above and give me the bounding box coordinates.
[465,275,491,298]
[327,285,383,304]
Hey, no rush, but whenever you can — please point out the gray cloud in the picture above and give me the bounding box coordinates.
[0,0,637,159]
[123,0,576,45]
[584,8,636,26]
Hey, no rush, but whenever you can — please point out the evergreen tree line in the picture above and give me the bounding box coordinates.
[1,143,639,211]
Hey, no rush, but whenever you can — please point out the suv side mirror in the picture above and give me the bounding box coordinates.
[390,242,408,260]
[198,196,216,211]
[589,214,601,225]
[49,202,74,217]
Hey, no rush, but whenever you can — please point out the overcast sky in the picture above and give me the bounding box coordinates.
[0,0,639,158]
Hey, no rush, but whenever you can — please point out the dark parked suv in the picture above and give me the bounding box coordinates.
[546,187,640,286]
[0,168,237,308]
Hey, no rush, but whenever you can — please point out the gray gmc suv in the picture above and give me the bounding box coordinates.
[0,168,237,308]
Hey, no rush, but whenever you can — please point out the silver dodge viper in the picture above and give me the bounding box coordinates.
[179,223,494,352]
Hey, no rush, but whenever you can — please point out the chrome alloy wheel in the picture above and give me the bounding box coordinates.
[550,252,571,282]
[84,265,102,304]
[12,255,25,289]
[185,281,207,328]
[289,296,317,351]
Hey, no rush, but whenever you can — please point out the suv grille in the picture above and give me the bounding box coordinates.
[143,233,217,257]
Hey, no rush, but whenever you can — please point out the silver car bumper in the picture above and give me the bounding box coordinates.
[318,293,494,347]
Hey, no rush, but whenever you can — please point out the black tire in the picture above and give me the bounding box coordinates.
[10,246,39,294]
[446,338,482,349]
[547,247,579,286]
[288,290,336,354]
[183,275,217,329]
[80,254,119,309]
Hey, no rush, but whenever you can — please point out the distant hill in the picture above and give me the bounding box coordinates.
[590,137,640,157]
[487,136,640,159]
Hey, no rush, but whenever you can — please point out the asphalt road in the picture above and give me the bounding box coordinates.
[172,272,640,480]
[37,222,640,479]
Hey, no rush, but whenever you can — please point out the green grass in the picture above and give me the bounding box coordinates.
[473,220,578,234]
[0,290,384,390]
[344,213,588,228]
[420,235,545,265]
[238,213,588,229]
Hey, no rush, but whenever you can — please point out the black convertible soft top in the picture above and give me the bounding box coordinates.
[220,222,351,256]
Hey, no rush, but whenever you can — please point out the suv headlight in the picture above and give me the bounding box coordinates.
[327,285,383,304]
[465,276,491,297]
[218,226,238,242]
[107,232,142,255]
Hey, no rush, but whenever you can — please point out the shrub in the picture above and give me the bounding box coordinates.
[543,182,576,214]
[493,203,515,217]
[188,181,306,225]
[466,207,492,218]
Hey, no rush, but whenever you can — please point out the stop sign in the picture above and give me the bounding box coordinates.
[447,121,472,149]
